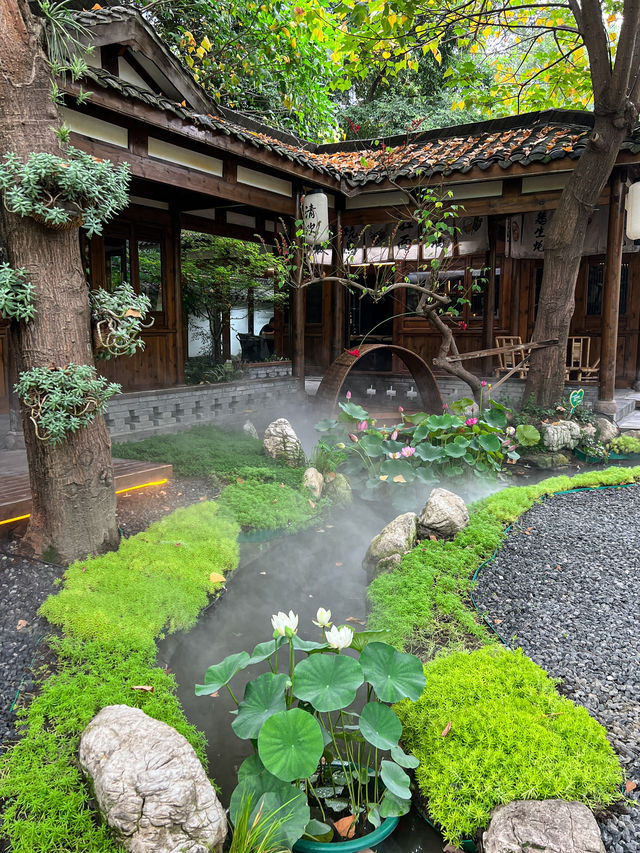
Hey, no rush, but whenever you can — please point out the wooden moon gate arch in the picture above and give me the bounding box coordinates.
[315,344,444,413]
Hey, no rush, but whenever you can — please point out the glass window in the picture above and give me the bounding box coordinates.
[586,263,628,315]
[104,236,130,291]
[405,271,464,314]
[305,282,323,323]
[138,239,163,311]
[469,269,500,319]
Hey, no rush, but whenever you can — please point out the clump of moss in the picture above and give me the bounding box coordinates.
[396,646,622,847]
[217,478,321,532]
[367,466,640,652]
[0,501,239,853]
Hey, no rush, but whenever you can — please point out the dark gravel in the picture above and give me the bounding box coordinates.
[475,484,640,853]
[0,475,218,750]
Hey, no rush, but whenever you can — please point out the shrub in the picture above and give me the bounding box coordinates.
[0,501,239,853]
[396,646,622,846]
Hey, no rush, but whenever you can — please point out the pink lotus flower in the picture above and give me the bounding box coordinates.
[388,451,401,459]
[398,406,404,413]
[401,446,416,457]
[481,380,487,387]
[391,430,398,440]
[348,433,358,442]
[346,391,352,400]
[357,420,368,431]
[443,403,448,410]
[465,417,478,426]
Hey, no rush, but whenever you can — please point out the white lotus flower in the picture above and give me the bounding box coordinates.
[271,610,298,636]
[312,607,332,628]
[326,624,353,650]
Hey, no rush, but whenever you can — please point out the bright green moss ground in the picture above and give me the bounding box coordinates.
[396,646,623,846]
[0,501,239,853]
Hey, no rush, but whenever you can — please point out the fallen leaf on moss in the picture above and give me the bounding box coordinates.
[441,721,452,738]
[309,500,316,508]
[131,685,154,692]
[209,572,226,584]
[333,815,356,839]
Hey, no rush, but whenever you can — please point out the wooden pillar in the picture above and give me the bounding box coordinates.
[171,211,185,384]
[597,170,626,410]
[291,192,305,390]
[482,217,498,374]
[247,287,255,335]
[330,207,345,363]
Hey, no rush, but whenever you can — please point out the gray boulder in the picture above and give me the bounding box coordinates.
[263,418,305,467]
[363,512,417,578]
[303,466,324,499]
[323,472,352,505]
[519,452,571,470]
[243,420,259,440]
[580,423,597,441]
[417,488,468,541]
[79,705,226,853]
[483,799,605,853]
[593,415,619,444]
[542,419,582,452]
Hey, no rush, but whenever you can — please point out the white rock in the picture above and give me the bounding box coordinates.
[263,418,305,467]
[592,415,619,444]
[362,512,417,578]
[580,423,597,440]
[243,420,259,440]
[303,467,324,499]
[79,705,226,853]
[542,419,582,451]
[418,488,468,541]
[483,799,605,853]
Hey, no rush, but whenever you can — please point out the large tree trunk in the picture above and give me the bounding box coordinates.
[0,0,119,562]
[524,121,632,406]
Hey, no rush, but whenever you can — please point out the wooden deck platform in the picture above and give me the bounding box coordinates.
[0,458,173,528]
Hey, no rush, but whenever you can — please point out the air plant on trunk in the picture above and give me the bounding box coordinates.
[90,282,154,359]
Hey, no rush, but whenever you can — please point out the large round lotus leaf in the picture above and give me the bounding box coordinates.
[380,760,411,800]
[358,701,402,750]
[359,642,425,702]
[195,651,250,696]
[258,708,324,781]
[292,654,364,712]
[232,672,289,740]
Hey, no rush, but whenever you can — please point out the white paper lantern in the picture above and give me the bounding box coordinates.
[303,192,330,245]
[626,181,640,240]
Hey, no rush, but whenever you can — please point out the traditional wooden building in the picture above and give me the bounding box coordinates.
[2,4,640,418]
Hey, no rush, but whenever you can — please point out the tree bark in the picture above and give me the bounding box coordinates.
[0,0,119,562]
[524,115,630,406]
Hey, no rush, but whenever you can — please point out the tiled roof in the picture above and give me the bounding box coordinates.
[74,8,640,189]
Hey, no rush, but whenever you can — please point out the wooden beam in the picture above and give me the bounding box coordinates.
[291,193,305,390]
[446,338,558,362]
[482,217,498,372]
[68,132,296,215]
[63,84,341,191]
[180,213,273,242]
[598,170,626,405]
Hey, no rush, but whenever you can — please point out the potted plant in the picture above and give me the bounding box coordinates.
[196,608,426,851]
[0,145,129,236]
[90,282,154,360]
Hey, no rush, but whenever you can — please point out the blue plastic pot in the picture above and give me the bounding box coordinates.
[292,816,399,853]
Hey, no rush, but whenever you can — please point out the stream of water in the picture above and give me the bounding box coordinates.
[158,500,447,851]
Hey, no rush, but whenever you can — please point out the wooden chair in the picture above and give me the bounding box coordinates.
[495,336,528,379]
[565,336,600,382]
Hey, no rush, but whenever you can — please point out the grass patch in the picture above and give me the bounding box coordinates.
[218,468,322,532]
[396,645,623,846]
[113,424,304,485]
[0,501,239,853]
[367,466,640,653]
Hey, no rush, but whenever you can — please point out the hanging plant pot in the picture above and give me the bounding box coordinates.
[293,816,399,853]
[30,200,84,231]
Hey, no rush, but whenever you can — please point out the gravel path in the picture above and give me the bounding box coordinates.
[475,484,640,853]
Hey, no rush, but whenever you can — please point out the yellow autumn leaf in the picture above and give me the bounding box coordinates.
[393,475,407,483]
[388,11,397,26]
[201,35,212,51]
[470,43,479,54]
[209,572,226,584]
[379,475,389,481]
[196,46,205,59]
